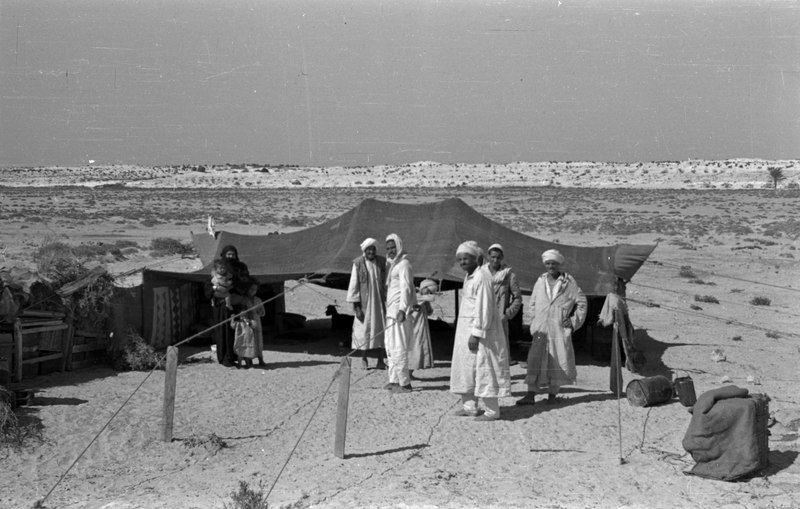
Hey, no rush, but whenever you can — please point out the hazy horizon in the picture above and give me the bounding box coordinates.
[1,0,798,168]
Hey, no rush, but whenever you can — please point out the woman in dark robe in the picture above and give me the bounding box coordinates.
[209,245,250,367]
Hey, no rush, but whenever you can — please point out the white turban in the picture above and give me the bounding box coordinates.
[456,240,482,258]
[385,233,404,256]
[542,249,565,265]
[419,279,438,293]
[360,237,377,252]
[487,243,504,255]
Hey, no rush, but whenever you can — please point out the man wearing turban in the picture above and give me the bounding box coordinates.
[383,233,417,392]
[450,241,511,421]
[346,237,387,370]
[516,249,587,406]
[484,243,523,354]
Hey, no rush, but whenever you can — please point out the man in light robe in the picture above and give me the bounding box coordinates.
[450,241,511,421]
[484,243,523,355]
[346,237,387,370]
[383,233,416,393]
[516,249,587,406]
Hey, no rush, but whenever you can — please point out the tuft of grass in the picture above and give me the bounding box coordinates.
[689,304,702,311]
[223,480,270,509]
[678,266,697,279]
[731,335,743,341]
[694,294,719,304]
[765,331,780,339]
[750,297,771,306]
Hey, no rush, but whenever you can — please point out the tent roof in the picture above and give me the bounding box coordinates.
[147,198,655,296]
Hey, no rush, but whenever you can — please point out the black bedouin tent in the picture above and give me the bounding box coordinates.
[141,198,656,348]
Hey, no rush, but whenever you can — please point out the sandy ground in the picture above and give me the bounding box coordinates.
[1,163,799,509]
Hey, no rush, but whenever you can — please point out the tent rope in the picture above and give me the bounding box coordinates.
[627,297,800,339]
[629,281,800,319]
[649,259,800,294]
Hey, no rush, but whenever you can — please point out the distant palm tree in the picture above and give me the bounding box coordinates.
[767,166,785,189]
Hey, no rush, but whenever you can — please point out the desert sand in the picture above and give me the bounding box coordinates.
[1,161,799,509]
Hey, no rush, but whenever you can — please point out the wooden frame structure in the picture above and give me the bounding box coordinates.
[13,317,74,382]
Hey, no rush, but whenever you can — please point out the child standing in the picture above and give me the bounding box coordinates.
[232,278,265,368]
[409,278,437,375]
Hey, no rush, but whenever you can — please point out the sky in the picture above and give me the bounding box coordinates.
[0,0,797,167]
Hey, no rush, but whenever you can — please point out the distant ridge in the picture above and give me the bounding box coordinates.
[1,160,797,190]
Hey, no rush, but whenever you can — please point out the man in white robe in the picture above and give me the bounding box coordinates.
[484,243,523,355]
[383,233,416,393]
[516,249,587,406]
[450,241,511,421]
[346,237,387,370]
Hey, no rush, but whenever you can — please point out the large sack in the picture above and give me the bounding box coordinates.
[682,386,770,481]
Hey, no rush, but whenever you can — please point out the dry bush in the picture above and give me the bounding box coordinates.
[0,394,43,454]
[106,329,163,371]
[150,237,194,257]
[750,296,771,306]
[183,432,228,455]
[678,266,697,279]
[223,481,269,509]
[46,258,116,331]
[694,294,719,304]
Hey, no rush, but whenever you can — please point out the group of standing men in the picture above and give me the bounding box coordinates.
[347,234,587,421]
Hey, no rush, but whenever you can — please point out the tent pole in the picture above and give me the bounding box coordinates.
[453,288,459,326]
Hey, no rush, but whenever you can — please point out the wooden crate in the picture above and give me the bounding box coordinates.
[69,330,106,370]
[13,318,73,382]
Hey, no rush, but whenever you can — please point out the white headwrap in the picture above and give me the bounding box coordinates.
[360,237,377,252]
[419,279,438,293]
[456,240,482,258]
[487,243,504,255]
[542,249,565,265]
[385,233,404,259]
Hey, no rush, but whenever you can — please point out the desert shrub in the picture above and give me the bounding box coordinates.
[72,243,123,260]
[732,335,743,341]
[114,239,139,249]
[45,258,116,331]
[106,329,162,371]
[678,266,697,279]
[766,331,780,339]
[183,432,227,455]
[689,304,702,311]
[1,394,43,454]
[223,481,269,509]
[694,294,719,304]
[688,279,715,285]
[33,236,72,274]
[150,237,194,257]
[750,296,771,306]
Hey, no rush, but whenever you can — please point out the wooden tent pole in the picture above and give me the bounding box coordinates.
[609,308,624,394]
[333,357,351,459]
[161,346,178,442]
[453,289,459,326]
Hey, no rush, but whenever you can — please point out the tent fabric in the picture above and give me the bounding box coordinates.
[147,198,656,296]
